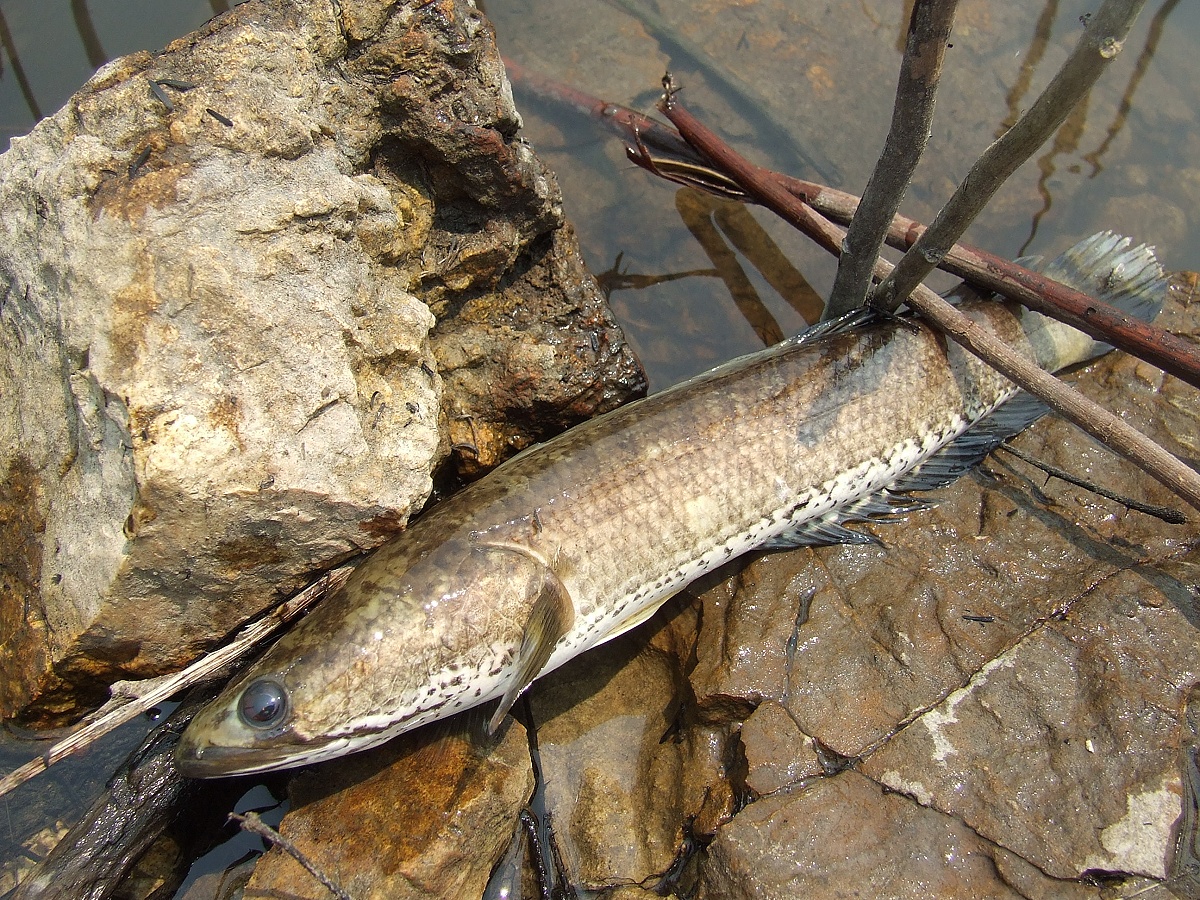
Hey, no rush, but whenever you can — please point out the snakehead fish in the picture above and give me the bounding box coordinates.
[176,232,1166,776]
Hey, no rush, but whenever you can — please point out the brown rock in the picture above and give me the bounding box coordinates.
[245,713,533,900]
[990,848,1120,900]
[860,563,1200,880]
[530,613,687,892]
[700,771,1026,899]
[738,700,824,796]
[433,223,646,479]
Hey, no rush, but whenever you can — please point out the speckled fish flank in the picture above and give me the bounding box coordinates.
[176,233,1166,776]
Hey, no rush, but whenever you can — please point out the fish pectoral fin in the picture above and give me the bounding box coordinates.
[487,562,575,734]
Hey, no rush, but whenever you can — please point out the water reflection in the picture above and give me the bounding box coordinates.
[998,0,1184,253]
[677,189,825,344]
[601,0,843,187]
[69,0,106,69]
[1021,84,1091,255]
[0,8,40,120]
[1083,0,1182,176]
[997,0,1061,137]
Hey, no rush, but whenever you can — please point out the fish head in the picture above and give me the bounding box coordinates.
[176,526,563,777]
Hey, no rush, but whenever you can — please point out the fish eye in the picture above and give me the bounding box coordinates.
[237,678,288,729]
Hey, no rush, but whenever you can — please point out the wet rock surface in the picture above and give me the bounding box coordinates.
[0,0,643,725]
[701,770,1030,900]
[528,614,688,892]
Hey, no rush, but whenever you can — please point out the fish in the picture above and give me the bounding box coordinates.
[175,232,1166,777]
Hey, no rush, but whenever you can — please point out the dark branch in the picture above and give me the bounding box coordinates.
[825,0,958,320]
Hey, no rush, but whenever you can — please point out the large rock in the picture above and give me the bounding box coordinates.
[0,0,643,725]
[700,771,1029,900]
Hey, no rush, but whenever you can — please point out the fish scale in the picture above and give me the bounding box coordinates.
[176,232,1167,776]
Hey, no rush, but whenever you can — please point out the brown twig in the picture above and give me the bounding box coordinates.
[656,95,1200,518]
[996,442,1187,524]
[599,0,842,186]
[231,812,352,900]
[504,56,698,162]
[826,0,958,318]
[0,564,356,798]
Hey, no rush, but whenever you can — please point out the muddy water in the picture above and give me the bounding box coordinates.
[0,0,1196,896]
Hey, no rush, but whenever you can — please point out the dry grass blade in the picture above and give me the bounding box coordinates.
[0,565,355,798]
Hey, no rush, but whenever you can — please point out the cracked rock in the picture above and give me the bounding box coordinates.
[528,602,690,893]
[699,770,1027,899]
[860,564,1200,880]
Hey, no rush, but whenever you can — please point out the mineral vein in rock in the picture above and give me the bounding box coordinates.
[176,233,1165,776]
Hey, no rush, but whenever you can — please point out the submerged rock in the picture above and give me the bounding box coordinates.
[0,0,643,725]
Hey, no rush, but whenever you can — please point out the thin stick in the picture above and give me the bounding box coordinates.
[231,811,352,900]
[872,0,1148,311]
[657,97,1200,518]
[996,442,1187,524]
[826,0,958,319]
[0,565,355,799]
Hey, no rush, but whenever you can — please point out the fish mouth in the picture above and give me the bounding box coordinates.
[174,729,351,778]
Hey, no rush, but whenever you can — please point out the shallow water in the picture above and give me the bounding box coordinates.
[0,0,1197,895]
[487,0,1200,387]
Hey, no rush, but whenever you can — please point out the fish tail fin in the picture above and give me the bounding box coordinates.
[1018,231,1168,366]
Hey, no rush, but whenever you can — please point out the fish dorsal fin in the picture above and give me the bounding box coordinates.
[479,541,575,734]
[786,306,881,348]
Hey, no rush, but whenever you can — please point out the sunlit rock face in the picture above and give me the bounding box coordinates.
[0,0,644,725]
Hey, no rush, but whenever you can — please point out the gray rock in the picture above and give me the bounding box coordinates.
[0,0,643,725]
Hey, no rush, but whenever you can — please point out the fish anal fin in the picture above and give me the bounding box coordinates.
[603,587,683,645]
[481,541,575,734]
